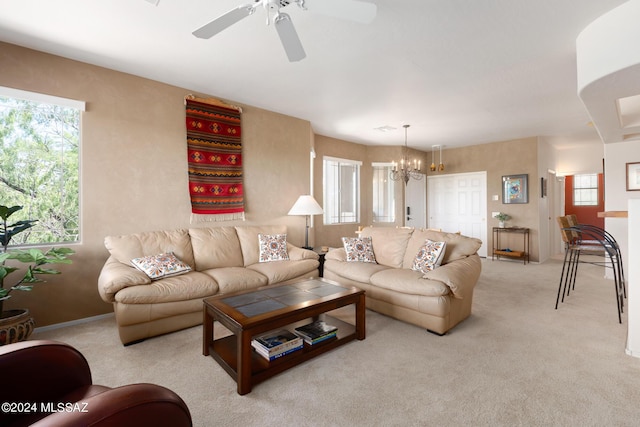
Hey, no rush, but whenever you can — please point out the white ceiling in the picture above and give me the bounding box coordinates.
[0,0,629,151]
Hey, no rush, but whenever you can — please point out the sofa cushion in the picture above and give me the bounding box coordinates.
[258,233,290,262]
[200,267,268,294]
[370,268,451,297]
[189,227,243,270]
[105,229,195,268]
[324,258,391,284]
[113,271,218,304]
[131,252,192,280]
[287,244,320,261]
[248,259,319,284]
[411,240,446,274]
[360,226,414,268]
[403,229,481,268]
[236,225,287,267]
[342,237,376,263]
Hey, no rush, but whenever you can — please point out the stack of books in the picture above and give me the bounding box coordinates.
[294,320,338,345]
[251,329,303,361]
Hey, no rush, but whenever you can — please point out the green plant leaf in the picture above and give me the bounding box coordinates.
[11,285,33,292]
[47,247,75,256]
[0,205,23,221]
[31,267,61,275]
[0,266,19,280]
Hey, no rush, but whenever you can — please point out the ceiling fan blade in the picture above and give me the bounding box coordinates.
[193,4,256,39]
[275,13,306,62]
[299,0,377,24]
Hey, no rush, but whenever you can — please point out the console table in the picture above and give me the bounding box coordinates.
[492,227,530,264]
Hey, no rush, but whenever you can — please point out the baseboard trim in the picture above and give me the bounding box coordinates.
[34,313,115,333]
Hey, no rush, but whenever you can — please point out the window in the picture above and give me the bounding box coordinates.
[0,87,83,246]
[372,163,395,223]
[323,157,361,224]
[573,174,599,206]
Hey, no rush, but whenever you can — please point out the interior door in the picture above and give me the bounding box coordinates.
[427,171,487,257]
[405,174,426,228]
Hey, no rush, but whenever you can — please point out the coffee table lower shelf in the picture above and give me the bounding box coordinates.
[208,315,355,389]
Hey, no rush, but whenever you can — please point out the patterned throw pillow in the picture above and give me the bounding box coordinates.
[342,236,377,263]
[411,240,447,274]
[258,233,290,263]
[131,252,192,280]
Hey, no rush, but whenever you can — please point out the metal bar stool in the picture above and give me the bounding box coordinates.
[555,217,625,323]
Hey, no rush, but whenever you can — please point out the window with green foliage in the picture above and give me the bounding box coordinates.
[0,88,83,246]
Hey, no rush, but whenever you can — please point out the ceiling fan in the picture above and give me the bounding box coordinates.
[191,0,377,62]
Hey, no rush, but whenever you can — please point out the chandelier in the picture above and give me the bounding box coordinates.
[390,124,423,185]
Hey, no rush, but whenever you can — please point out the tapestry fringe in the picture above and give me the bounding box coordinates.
[190,212,246,223]
[184,94,243,113]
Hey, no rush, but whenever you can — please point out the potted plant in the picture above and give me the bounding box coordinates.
[494,212,510,228]
[0,205,74,345]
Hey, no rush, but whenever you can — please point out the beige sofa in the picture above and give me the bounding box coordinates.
[98,225,319,345]
[323,227,482,335]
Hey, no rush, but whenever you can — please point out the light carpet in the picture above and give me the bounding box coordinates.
[33,258,640,426]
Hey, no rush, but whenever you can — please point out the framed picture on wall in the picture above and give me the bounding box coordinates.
[502,174,529,204]
[626,162,640,191]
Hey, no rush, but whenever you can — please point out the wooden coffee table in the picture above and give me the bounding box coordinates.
[202,277,365,395]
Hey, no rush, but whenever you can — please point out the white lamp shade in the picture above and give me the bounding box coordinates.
[288,195,323,216]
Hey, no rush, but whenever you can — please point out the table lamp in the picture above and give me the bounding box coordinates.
[288,195,323,249]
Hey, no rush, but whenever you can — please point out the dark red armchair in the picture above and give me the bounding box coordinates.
[0,340,192,427]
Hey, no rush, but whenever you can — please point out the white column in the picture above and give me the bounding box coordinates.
[626,199,640,357]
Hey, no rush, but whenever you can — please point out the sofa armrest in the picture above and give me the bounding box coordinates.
[31,383,192,427]
[325,248,347,262]
[287,244,320,261]
[97,256,151,303]
[0,340,92,408]
[421,254,481,299]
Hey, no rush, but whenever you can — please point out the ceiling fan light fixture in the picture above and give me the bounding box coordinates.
[191,0,377,62]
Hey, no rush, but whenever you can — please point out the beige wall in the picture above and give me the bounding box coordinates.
[1,42,548,327]
[0,42,313,326]
[313,135,542,260]
[425,138,541,261]
[312,135,430,248]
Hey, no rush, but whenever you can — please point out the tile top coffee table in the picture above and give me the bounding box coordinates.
[202,277,365,395]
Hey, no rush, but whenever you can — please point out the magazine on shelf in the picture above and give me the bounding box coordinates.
[251,329,303,357]
[253,342,303,361]
[294,320,338,345]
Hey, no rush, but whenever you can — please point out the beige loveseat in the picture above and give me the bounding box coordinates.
[98,225,319,345]
[323,227,482,335]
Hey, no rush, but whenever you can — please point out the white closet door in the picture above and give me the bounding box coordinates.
[428,171,487,257]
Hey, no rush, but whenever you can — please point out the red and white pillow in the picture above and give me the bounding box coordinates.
[258,233,290,262]
[131,252,192,280]
[342,236,377,263]
[411,240,446,273]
